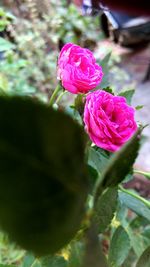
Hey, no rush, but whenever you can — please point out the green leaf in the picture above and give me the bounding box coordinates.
[143,226,150,239]
[99,77,110,89]
[102,87,114,95]
[87,165,99,191]
[118,89,135,105]
[136,246,150,267]
[94,187,118,233]
[40,255,67,267]
[0,265,16,267]
[116,202,128,228]
[130,216,149,230]
[128,229,150,257]
[98,52,111,89]
[100,52,111,71]
[121,249,137,267]
[0,37,15,52]
[118,191,150,221]
[128,216,150,257]
[108,226,131,267]
[0,96,88,256]
[88,147,109,174]
[135,105,144,110]
[95,129,140,201]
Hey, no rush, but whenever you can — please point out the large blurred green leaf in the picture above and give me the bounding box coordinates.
[0,96,88,256]
[108,226,131,267]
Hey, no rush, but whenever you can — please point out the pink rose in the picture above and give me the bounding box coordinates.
[83,90,137,152]
[57,43,103,94]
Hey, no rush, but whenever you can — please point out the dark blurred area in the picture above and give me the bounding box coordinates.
[83,0,150,47]
[91,0,150,16]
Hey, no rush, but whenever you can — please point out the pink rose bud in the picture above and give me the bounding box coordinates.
[83,90,138,152]
[57,43,103,94]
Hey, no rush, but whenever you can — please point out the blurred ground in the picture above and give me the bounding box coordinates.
[97,40,150,171]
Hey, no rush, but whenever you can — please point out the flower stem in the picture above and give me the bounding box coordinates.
[134,169,150,180]
[49,84,62,106]
[56,90,67,105]
[119,185,150,208]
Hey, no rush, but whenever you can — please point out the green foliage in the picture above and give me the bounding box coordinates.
[50,3,103,47]
[94,129,140,202]
[0,96,88,256]
[118,89,135,105]
[122,249,137,267]
[0,8,14,31]
[103,131,139,187]
[128,227,150,257]
[0,2,103,100]
[97,52,111,89]
[40,255,67,267]
[88,146,110,175]
[0,231,25,265]
[94,187,118,233]
[108,226,131,267]
[135,105,144,110]
[118,191,150,221]
[0,37,15,52]
[74,94,85,117]
[102,87,114,95]
[134,170,150,180]
[115,199,150,265]
[100,52,112,70]
[136,246,150,267]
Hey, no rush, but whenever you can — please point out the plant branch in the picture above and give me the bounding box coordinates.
[134,170,150,180]
[49,84,62,106]
[56,90,67,104]
[81,222,109,267]
[119,185,150,208]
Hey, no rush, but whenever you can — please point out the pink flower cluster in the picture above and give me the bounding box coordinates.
[83,90,137,152]
[57,43,137,152]
[57,43,103,94]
